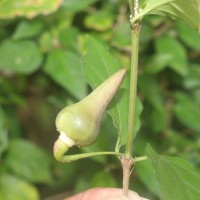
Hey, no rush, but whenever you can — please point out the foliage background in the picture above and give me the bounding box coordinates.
[0,0,200,199]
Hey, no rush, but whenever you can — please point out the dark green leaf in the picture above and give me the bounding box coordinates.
[183,64,200,89]
[0,107,8,156]
[4,139,52,184]
[155,35,188,76]
[44,50,87,99]
[82,36,142,146]
[146,145,200,200]
[0,40,42,74]
[176,21,200,51]
[173,92,200,132]
[138,74,163,111]
[0,174,39,200]
[0,0,62,19]
[144,54,173,74]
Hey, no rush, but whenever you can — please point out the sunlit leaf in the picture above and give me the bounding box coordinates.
[132,0,200,31]
[84,10,114,31]
[0,174,39,200]
[62,0,98,12]
[0,0,63,19]
[146,145,200,200]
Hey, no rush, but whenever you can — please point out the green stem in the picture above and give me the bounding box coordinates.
[120,1,141,197]
[134,155,148,162]
[125,23,141,157]
[55,149,122,163]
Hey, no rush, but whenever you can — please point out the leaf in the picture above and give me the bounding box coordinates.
[0,174,39,200]
[84,9,114,31]
[146,145,200,200]
[132,0,200,31]
[82,36,142,146]
[0,40,42,74]
[62,0,98,12]
[144,54,173,74]
[12,20,44,40]
[0,0,63,19]
[173,92,200,132]
[135,160,160,196]
[176,21,200,51]
[183,64,200,89]
[4,139,52,184]
[44,50,87,99]
[0,107,8,156]
[155,35,188,76]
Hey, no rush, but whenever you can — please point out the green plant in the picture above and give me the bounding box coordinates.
[0,0,200,199]
[51,0,200,199]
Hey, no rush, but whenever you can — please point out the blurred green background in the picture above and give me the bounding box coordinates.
[0,0,200,199]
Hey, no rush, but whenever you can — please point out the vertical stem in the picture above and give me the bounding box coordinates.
[125,23,141,157]
[121,0,141,197]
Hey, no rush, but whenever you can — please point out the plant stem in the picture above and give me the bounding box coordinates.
[125,8,141,158]
[58,151,122,162]
[121,0,141,197]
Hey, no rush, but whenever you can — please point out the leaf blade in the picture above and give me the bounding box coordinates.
[146,145,200,200]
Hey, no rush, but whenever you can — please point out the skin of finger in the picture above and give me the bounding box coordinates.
[65,188,150,200]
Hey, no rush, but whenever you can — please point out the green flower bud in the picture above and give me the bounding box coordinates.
[54,69,126,161]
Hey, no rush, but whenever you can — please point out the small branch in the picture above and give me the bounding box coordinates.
[58,151,122,162]
[134,155,148,162]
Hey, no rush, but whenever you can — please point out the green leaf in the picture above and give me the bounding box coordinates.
[0,107,8,156]
[0,0,62,19]
[138,74,164,111]
[173,92,200,132]
[0,40,42,74]
[82,36,142,146]
[132,0,200,31]
[4,139,52,184]
[183,64,200,89]
[90,171,117,188]
[155,35,188,76]
[146,145,200,200]
[13,20,44,40]
[0,174,39,200]
[112,21,131,49]
[59,27,79,52]
[135,160,160,196]
[84,9,114,31]
[144,54,173,74]
[176,21,200,51]
[63,0,98,12]
[44,50,87,99]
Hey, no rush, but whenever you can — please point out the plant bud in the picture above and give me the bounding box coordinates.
[54,69,126,161]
